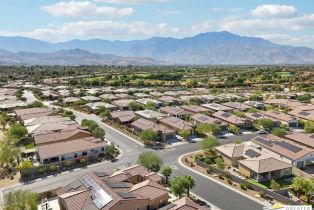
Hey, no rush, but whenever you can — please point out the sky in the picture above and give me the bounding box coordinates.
[0,0,314,47]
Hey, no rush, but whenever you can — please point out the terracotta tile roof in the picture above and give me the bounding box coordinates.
[23,115,70,126]
[130,180,168,200]
[201,103,234,112]
[264,99,306,108]
[112,99,134,108]
[15,107,56,121]
[135,109,166,119]
[288,109,314,121]
[37,137,106,159]
[27,121,79,135]
[167,196,211,210]
[239,157,292,173]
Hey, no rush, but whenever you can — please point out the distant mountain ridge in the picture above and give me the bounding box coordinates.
[0,49,169,66]
[1,31,314,65]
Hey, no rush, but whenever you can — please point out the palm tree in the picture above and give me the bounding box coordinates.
[161,166,172,184]
[303,179,314,203]
[183,175,196,197]
[291,177,305,197]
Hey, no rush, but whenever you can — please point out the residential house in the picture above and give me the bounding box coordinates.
[136,98,163,108]
[159,117,194,134]
[222,102,251,112]
[160,196,211,210]
[85,102,116,113]
[244,101,265,110]
[285,133,314,149]
[262,110,299,127]
[264,99,306,109]
[131,118,175,141]
[109,111,136,125]
[99,94,118,101]
[112,99,134,111]
[160,106,190,119]
[57,165,168,210]
[0,99,27,111]
[63,97,81,104]
[212,111,252,128]
[81,96,101,102]
[159,96,181,105]
[238,157,292,182]
[135,109,166,121]
[191,113,227,130]
[245,112,281,127]
[201,103,234,112]
[251,135,314,168]
[15,107,57,122]
[181,105,208,114]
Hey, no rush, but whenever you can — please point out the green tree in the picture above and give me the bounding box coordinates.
[129,102,144,111]
[7,124,28,142]
[137,151,162,172]
[92,127,105,139]
[304,122,314,134]
[291,177,304,197]
[4,190,38,210]
[140,129,158,145]
[271,128,287,137]
[256,118,275,130]
[228,124,240,134]
[296,94,312,102]
[180,129,191,141]
[27,101,43,108]
[0,112,10,130]
[161,166,172,184]
[17,160,33,171]
[182,175,195,197]
[270,180,280,190]
[214,157,225,170]
[0,141,21,169]
[145,102,156,110]
[105,144,116,158]
[196,123,221,136]
[171,177,186,198]
[200,136,220,151]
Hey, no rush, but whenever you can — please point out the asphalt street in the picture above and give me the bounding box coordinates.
[1,94,264,210]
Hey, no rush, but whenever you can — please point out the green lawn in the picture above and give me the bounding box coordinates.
[24,142,35,150]
[246,178,268,189]
[246,177,292,189]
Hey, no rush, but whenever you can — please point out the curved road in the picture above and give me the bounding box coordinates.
[1,100,264,210]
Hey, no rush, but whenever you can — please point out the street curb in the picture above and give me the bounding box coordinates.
[178,151,267,207]
[98,120,145,147]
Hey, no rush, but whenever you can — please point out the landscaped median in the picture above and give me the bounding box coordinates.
[180,151,303,206]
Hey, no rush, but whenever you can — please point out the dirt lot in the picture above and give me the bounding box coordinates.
[0,170,21,188]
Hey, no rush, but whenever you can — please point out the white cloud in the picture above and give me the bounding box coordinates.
[41,1,134,18]
[190,21,211,34]
[251,4,296,18]
[0,20,179,42]
[220,14,314,33]
[94,0,170,4]
[158,9,180,15]
[257,33,314,48]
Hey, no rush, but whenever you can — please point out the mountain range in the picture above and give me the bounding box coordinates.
[1,31,314,65]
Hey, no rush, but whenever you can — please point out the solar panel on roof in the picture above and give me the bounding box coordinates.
[70,180,82,189]
[298,111,310,116]
[117,192,137,199]
[245,149,261,158]
[95,172,110,177]
[104,179,130,188]
[277,141,302,153]
[252,113,262,118]
[254,137,273,147]
[221,112,231,118]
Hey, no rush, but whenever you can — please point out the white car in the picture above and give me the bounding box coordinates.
[257,130,268,134]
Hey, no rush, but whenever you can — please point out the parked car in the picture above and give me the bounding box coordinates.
[257,130,268,134]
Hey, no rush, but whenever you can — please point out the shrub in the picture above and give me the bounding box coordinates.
[38,167,45,174]
[204,157,213,165]
[206,166,212,174]
[80,158,86,164]
[50,164,57,172]
[227,178,232,185]
[218,174,224,180]
[240,183,247,190]
[259,191,266,198]
[65,160,72,167]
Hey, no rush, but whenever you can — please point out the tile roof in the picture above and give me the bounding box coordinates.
[38,137,106,159]
[159,117,193,131]
[285,133,314,149]
[239,157,292,173]
[131,118,174,134]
